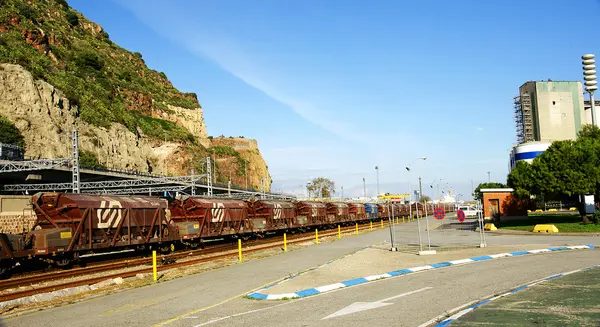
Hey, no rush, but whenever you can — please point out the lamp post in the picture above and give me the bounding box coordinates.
[583,54,598,126]
[429,178,443,206]
[363,178,366,199]
[341,186,344,200]
[375,166,380,199]
[406,157,426,252]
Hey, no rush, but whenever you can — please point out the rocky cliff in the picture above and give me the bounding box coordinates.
[0,0,271,191]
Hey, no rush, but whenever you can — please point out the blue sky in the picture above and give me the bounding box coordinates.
[69,0,600,199]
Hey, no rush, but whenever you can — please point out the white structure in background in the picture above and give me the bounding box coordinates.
[509,142,552,171]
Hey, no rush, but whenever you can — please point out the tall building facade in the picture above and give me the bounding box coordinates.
[510,80,587,171]
[514,80,586,143]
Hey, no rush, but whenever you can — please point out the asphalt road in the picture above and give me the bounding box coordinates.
[166,249,600,327]
[4,220,599,327]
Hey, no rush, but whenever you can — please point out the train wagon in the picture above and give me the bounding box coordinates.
[0,192,173,273]
[169,197,248,247]
[248,199,295,232]
[376,204,389,219]
[364,203,378,220]
[325,202,350,224]
[294,201,327,229]
[347,203,367,221]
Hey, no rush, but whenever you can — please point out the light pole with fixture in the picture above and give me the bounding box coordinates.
[375,166,380,200]
[583,54,598,126]
[363,178,366,198]
[406,156,426,252]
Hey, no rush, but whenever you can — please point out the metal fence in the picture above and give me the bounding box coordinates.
[389,202,488,254]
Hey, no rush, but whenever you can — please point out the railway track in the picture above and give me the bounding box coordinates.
[0,220,392,302]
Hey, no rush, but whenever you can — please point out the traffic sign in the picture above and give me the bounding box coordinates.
[434,207,445,220]
[457,209,466,222]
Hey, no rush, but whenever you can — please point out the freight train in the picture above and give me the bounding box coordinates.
[0,192,454,276]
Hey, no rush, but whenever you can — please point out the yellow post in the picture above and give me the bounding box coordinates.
[152,250,157,281]
[338,225,341,239]
[370,221,373,231]
[315,229,319,244]
[355,223,358,235]
[381,220,384,228]
[283,233,287,251]
[238,239,242,262]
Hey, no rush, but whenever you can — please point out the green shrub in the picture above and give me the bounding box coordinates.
[66,11,78,27]
[79,150,104,168]
[0,116,25,149]
[209,146,237,157]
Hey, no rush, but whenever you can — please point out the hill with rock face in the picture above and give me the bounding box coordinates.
[0,0,271,191]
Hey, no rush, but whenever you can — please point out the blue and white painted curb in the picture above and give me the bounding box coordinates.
[428,263,600,327]
[246,244,596,300]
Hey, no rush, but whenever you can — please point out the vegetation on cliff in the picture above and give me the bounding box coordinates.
[0,0,196,142]
[0,115,24,148]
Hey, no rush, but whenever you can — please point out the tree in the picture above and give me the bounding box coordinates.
[472,182,506,201]
[306,177,335,198]
[506,124,600,205]
[420,195,432,203]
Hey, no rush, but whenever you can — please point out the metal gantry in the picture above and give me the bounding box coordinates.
[0,158,70,173]
[206,156,213,196]
[72,130,80,194]
[83,185,188,195]
[3,175,207,191]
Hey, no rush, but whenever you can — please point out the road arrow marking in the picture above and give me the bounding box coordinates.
[322,287,432,320]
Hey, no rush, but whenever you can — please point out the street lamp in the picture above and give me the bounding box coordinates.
[375,166,380,200]
[429,178,443,204]
[363,177,366,198]
[583,54,598,126]
[405,157,426,252]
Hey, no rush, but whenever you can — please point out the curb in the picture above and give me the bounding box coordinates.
[246,244,596,300]
[427,264,600,327]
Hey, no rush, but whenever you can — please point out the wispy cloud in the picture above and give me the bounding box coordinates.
[115,0,368,144]
[475,127,484,131]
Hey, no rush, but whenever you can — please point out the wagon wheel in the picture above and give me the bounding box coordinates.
[54,255,73,269]
[0,262,12,279]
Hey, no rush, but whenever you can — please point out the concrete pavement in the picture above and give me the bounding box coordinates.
[5,219,599,327]
[166,249,600,327]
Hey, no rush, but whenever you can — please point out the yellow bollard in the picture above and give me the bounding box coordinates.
[315,229,319,244]
[338,225,341,239]
[152,250,157,281]
[238,239,242,262]
[370,221,373,231]
[381,220,384,228]
[402,216,405,223]
[283,233,287,251]
[356,223,358,235]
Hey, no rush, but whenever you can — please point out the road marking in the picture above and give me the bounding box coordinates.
[192,302,293,327]
[152,277,290,327]
[322,287,433,320]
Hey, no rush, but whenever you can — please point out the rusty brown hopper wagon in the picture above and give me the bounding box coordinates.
[294,201,327,227]
[347,203,367,221]
[248,200,295,232]
[0,192,173,271]
[168,197,249,245]
[325,202,350,223]
[376,204,389,219]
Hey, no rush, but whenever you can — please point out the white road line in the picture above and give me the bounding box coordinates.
[192,302,292,327]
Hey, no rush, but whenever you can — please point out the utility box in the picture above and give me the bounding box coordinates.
[583,194,595,214]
